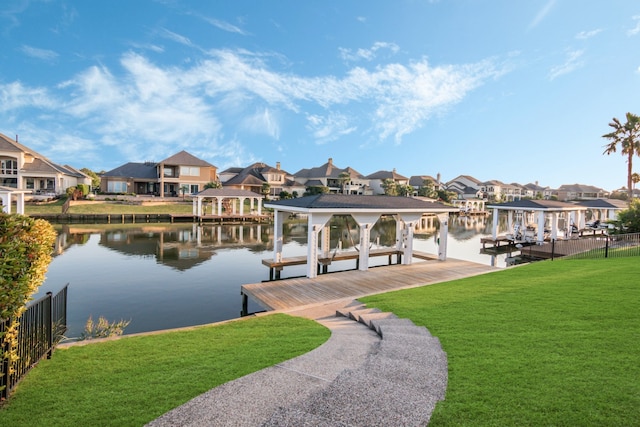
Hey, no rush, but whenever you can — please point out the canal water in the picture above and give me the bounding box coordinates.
[35,213,511,339]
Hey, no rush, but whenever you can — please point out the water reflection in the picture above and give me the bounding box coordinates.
[39,213,511,338]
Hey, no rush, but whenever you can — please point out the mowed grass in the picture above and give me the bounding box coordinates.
[0,314,329,427]
[25,199,194,215]
[361,257,640,426]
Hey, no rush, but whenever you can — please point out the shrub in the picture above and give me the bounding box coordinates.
[0,214,56,390]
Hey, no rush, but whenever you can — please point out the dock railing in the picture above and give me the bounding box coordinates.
[1,284,69,400]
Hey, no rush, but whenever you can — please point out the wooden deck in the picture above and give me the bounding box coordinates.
[241,258,497,313]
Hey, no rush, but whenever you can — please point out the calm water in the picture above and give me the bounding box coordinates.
[35,214,511,338]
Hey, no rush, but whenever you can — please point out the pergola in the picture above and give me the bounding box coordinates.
[192,188,264,217]
[486,200,589,243]
[574,199,627,223]
[0,186,30,215]
[265,194,458,278]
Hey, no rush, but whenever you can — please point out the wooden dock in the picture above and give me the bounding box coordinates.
[241,258,497,313]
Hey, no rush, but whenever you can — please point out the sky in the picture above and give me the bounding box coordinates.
[1,1,639,191]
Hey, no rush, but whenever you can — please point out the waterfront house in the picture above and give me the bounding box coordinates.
[0,132,89,197]
[409,174,443,195]
[365,169,409,195]
[220,162,305,197]
[293,158,369,194]
[555,184,609,201]
[100,150,217,197]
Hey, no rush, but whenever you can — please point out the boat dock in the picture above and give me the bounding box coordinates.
[241,258,497,314]
[262,249,439,280]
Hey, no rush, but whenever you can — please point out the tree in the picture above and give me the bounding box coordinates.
[337,171,351,194]
[611,199,640,233]
[179,185,189,200]
[204,181,221,189]
[381,179,398,196]
[632,172,640,197]
[418,179,437,198]
[603,112,640,203]
[80,168,101,189]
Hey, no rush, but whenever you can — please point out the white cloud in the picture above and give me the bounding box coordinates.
[159,27,193,47]
[203,17,248,35]
[627,15,640,36]
[306,112,356,144]
[1,47,505,163]
[576,29,602,40]
[339,42,400,62]
[528,0,556,30]
[0,81,56,112]
[549,49,584,80]
[20,44,58,61]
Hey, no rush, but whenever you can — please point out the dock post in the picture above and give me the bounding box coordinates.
[241,292,248,316]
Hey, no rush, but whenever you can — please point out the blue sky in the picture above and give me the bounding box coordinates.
[1,1,639,191]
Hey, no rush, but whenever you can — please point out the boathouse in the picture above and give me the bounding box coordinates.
[486,200,589,243]
[264,194,458,278]
[192,188,264,217]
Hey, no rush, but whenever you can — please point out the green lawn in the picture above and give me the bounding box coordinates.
[0,315,329,427]
[25,199,194,215]
[2,258,638,426]
[361,257,640,426]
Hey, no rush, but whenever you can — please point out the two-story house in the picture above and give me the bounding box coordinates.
[221,162,305,197]
[101,150,217,197]
[293,158,369,194]
[0,132,89,196]
[365,169,409,195]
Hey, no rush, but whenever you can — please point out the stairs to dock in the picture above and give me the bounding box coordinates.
[261,301,448,426]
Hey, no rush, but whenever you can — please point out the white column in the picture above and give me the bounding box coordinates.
[218,198,223,216]
[351,213,381,271]
[537,212,545,243]
[306,213,333,278]
[1,194,9,213]
[550,212,559,240]
[397,213,422,265]
[257,198,262,215]
[239,197,246,215]
[250,198,255,214]
[436,213,449,261]
[321,225,331,258]
[507,210,514,235]
[273,210,287,263]
[492,208,499,239]
[16,193,25,215]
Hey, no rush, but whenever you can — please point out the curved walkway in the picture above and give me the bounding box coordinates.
[147,299,447,426]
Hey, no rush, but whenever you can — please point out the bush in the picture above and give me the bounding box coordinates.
[0,214,56,388]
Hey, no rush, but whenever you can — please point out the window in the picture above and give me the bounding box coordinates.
[164,168,174,177]
[180,166,200,176]
[190,184,199,194]
[26,178,34,189]
[1,159,18,175]
[107,181,128,193]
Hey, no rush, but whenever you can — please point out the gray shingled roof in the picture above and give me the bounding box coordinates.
[574,199,628,209]
[365,170,409,180]
[196,188,264,198]
[159,150,216,168]
[102,162,158,179]
[486,199,586,210]
[266,194,456,212]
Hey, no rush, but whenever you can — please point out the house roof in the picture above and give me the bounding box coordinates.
[0,133,85,177]
[574,199,628,209]
[102,162,158,179]
[409,175,437,186]
[159,150,216,168]
[366,170,409,180]
[195,188,264,198]
[293,158,361,180]
[224,162,288,187]
[557,184,606,193]
[265,194,457,214]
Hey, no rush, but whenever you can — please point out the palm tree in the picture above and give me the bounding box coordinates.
[603,112,640,202]
[337,171,351,194]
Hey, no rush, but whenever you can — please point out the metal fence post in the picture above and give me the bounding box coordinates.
[46,292,53,359]
[551,239,555,260]
[605,236,610,258]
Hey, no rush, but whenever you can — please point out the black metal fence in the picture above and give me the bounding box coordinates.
[0,284,68,400]
[518,232,640,261]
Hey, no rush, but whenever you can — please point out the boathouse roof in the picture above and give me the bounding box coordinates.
[265,194,456,213]
[486,199,587,211]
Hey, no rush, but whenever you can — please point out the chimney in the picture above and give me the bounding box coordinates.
[276,162,281,170]
[437,172,441,185]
